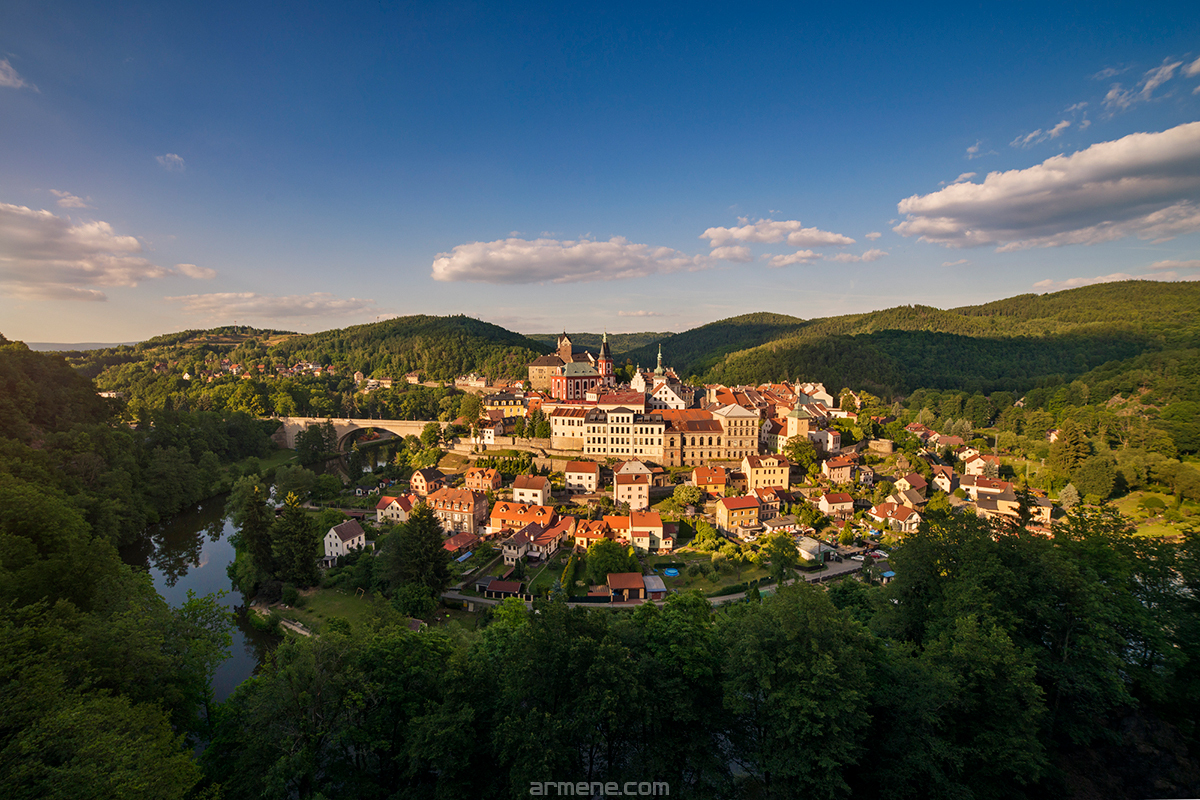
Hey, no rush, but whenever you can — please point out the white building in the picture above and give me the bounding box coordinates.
[324,520,367,559]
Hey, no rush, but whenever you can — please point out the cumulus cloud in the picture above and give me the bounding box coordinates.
[893,121,1200,251]
[865,231,882,240]
[174,263,217,280]
[0,59,34,90]
[1011,120,1071,148]
[156,153,186,171]
[617,310,667,317]
[942,259,970,267]
[49,190,91,209]
[765,250,819,268]
[431,236,703,284]
[825,249,887,263]
[709,245,753,262]
[701,218,854,248]
[1103,60,1185,113]
[1033,270,1200,292]
[165,292,380,319]
[0,202,175,300]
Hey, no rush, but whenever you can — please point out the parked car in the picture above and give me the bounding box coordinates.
[851,554,866,562]
[869,550,888,559]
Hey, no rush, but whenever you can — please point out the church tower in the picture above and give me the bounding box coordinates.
[556,332,573,363]
[597,331,614,386]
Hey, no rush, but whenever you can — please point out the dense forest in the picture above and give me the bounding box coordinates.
[526,330,675,357]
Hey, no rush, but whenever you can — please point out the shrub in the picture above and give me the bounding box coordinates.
[281,584,299,606]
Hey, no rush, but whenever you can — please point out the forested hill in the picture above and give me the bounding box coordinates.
[526,331,672,357]
[612,282,1200,395]
[621,312,807,375]
[267,315,549,380]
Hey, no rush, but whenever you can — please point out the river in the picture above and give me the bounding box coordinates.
[119,494,280,702]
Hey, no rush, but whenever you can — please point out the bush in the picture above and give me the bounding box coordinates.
[281,583,299,607]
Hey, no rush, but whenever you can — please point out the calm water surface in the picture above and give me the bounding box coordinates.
[120,494,279,702]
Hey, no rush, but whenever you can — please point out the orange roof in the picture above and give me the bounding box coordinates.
[719,496,760,510]
[565,460,600,474]
[607,572,645,590]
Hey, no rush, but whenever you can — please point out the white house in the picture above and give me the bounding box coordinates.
[512,474,553,506]
[564,460,601,493]
[324,520,367,559]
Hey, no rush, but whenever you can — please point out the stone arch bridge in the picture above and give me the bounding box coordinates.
[272,416,449,452]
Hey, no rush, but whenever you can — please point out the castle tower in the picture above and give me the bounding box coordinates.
[785,404,812,440]
[597,331,614,385]
[556,332,573,362]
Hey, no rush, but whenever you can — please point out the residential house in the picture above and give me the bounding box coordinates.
[822,456,855,484]
[463,467,502,493]
[608,572,646,602]
[959,475,1014,502]
[976,488,1022,524]
[324,520,367,560]
[818,492,854,519]
[603,515,632,545]
[549,406,589,450]
[484,579,525,600]
[742,454,791,491]
[630,510,671,553]
[762,515,798,536]
[410,468,444,497]
[753,486,784,520]
[894,472,928,499]
[614,473,651,511]
[692,465,728,497]
[501,523,540,565]
[564,460,601,494]
[573,519,612,551]
[717,495,761,535]
[530,517,575,561]
[868,502,922,534]
[963,454,1001,476]
[888,488,927,510]
[932,465,957,494]
[513,474,553,505]
[490,501,556,534]
[375,494,417,525]
[427,487,489,534]
[442,532,480,556]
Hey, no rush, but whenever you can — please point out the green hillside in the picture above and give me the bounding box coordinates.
[268,314,549,381]
[525,331,672,357]
[621,312,807,375]
[621,282,1200,396]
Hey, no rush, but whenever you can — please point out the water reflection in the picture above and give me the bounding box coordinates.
[120,494,280,702]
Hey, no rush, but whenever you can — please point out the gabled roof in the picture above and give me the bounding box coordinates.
[719,496,760,511]
[375,494,415,512]
[630,510,663,530]
[607,572,645,590]
[565,460,601,474]
[513,474,551,491]
[821,492,853,504]
[329,520,365,542]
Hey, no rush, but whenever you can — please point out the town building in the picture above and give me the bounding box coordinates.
[375,494,417,525]
[742,454,791,491]
[426,487,489,534]
[513,474,553,506]
[564,461,601,494]
[614,473,651,511]
[324,520,367,559]
[717,495,761,535]
[463,467,502,493]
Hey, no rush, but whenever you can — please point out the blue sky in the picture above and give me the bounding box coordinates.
[2,2,1199,342]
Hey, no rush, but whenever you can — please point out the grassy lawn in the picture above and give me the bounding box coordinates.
[526,552,572,595]
[438,453,471,473]
[1109,490,1195,538]
[275,586,387,634]
[645,551,769,594]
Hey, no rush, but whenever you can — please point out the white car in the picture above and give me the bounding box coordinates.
[850,554,866,562]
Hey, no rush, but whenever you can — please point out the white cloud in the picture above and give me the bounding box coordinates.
[1186,56,1200,78]
[0,59,34,90]
[165,292,380,319]
[966,140,995,160]
[1064,102,1089,113]
[952,172,976,184]
[1033,270,1200,292]
[431,236,703,284]
[0,202,173,301]
[709,245,753,262]
[617,310,667,317]
[174,263,217,280]
[1093,67,1125,80]
[825,249,887,263]
[49,190,91,209]
[1148,258,1200,271]
[765,250,819,268]
[156,153,186,171]
[701,218,854,248]
[1011,120,1071,149]
[942,259,970,267]
[894,122,1200,251]
[865,231,882,240]
[1103,60,1184,113]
